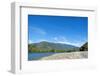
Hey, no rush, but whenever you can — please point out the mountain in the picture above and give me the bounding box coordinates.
[79,42,88,51]
[28,41,79,53]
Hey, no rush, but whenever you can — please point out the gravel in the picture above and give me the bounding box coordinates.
[40,51,88,60]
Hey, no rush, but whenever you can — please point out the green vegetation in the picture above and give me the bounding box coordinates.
[79,42,88,51]
[28,43,79,53]
[28,41,88,53]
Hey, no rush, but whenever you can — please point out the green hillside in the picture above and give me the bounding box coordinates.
[28,41,79,53]
[80,42,88,51]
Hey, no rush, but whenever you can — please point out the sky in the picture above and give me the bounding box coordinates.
[28,15,88,47]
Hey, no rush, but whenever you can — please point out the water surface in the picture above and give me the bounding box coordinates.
[28,52,57,60]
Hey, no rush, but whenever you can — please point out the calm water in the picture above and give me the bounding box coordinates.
[28,52,57,60]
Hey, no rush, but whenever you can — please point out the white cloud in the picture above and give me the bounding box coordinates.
[30,26,46,35]
[53,36,68,43]
[53,36,82,47]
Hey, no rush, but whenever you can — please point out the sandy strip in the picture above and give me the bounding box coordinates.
[40,51,88,60]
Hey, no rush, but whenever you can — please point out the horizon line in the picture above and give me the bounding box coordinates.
[28,40,87,47]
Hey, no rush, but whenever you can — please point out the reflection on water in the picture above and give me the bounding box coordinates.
[28,52,57,60]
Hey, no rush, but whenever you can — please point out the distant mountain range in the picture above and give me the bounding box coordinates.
[34,41,78,49]
[28,41,80,53]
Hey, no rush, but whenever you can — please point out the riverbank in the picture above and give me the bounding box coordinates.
[39,51,88,60]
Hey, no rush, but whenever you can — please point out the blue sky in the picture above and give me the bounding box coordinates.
[28,15,88,47]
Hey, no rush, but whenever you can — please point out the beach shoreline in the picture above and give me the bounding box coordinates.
[30,51,88,60]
